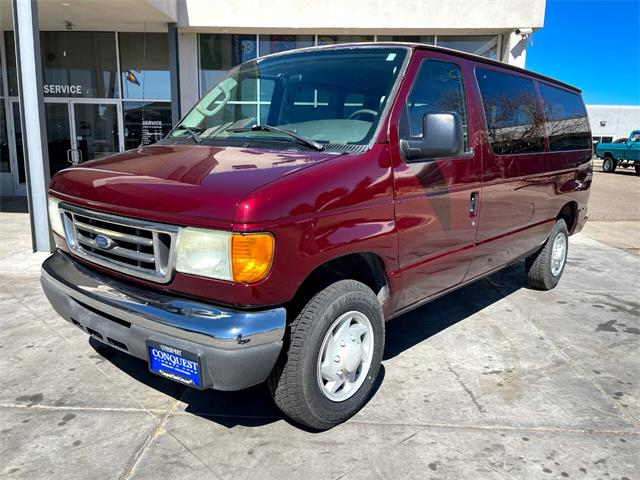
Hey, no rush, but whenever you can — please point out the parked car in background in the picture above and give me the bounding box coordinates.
[596,130,640,174]
[41,43,592,430]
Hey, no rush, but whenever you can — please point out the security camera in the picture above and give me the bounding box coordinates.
[516,27,533,35]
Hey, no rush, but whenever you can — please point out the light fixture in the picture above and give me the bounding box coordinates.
[61,2,71,6]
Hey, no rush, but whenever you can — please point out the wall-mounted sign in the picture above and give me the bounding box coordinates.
[43,84,83,95]
[141,119,164,145]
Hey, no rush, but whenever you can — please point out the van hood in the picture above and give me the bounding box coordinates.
[49,144,338,227]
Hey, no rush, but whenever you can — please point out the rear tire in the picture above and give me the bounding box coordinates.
[526,219,569,291]
[269,280,384,430]
[602,156,617,173]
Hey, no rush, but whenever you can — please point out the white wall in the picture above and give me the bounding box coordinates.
[587,105,640,140]
[176,0,545,32]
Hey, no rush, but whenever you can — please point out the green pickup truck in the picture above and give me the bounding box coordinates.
[595,130,640,175]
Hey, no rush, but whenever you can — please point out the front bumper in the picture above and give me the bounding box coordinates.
[41,251,286,391]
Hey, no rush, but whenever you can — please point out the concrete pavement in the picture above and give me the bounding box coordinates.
[1,167,639,478]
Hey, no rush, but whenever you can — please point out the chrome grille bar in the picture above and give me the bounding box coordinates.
[73,220,154,247]
[59,203,179,284]
[76,233,156,263]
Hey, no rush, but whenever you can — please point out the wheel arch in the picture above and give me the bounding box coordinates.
[287,252,390,320]
[557,201,578,234]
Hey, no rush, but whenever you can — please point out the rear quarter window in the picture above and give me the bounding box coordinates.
[538,83,591,151]
[476,68,546,155]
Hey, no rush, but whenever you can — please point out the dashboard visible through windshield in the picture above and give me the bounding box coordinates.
[166,47,408,152]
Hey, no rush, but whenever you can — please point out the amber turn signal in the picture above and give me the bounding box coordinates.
[231,233,275,284]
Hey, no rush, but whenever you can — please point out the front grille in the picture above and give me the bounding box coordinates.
[59,204,179,283]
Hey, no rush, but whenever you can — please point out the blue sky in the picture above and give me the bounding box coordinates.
[527,0,640,105]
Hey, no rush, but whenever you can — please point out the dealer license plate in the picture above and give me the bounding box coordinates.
[147,342,203,389]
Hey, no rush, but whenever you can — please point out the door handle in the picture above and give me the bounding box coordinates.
[469,191,479,217]
[66,149,73,164]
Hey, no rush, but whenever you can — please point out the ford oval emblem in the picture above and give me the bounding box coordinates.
[95,234,115,250]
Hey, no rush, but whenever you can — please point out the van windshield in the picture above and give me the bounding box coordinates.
[167,47,408,151]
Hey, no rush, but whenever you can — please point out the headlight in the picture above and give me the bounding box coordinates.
[48,196,65,237]
[175,228,274,284]
[176,228,232,281]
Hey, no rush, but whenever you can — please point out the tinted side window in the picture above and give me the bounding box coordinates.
[404,60,469,151]
[539,84,590,151]
[476,68,545,155]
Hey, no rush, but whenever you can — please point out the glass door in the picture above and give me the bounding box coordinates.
[10,100,26,195]
[45,102,73,175]
[70,102,121,163]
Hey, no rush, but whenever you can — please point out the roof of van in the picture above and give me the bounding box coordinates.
[267,42,582,94]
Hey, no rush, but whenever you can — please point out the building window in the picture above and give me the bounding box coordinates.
[119,33,170,100]
[317,35,374,45]
[199,34,257,93]
[437,35,498,60]
[4,33,18,97]
[1,47,8,173]
[377,35,435,45]
[539,83,591,151]
[10,103,25,183]
[259,35,314,55]
[123,101,172,149]
[0,104,8,173]
[476,68,545,155]
[40,32,119,98]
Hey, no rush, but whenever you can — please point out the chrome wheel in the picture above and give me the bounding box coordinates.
[317,311,374,402]
[550,232,567,277]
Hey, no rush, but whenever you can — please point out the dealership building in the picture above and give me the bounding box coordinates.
[0,0,546,251]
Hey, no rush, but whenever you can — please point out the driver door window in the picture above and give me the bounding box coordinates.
[402,60,469,151]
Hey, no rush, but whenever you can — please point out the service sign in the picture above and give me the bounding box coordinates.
[43,84,83,96]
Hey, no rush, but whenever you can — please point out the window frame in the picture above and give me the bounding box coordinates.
[399,55,475,162]
[537,79,592,153]
[473,64,548,157]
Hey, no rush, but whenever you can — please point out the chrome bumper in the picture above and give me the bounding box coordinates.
[41,251,286,390]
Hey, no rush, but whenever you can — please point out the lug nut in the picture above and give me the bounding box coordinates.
[350,334,356,342]
[340,340,346,347]
[336,369,343,376]
[333,355,341,363]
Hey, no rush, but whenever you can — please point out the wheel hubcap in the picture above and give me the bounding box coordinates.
[551,232,567,277]
[317,311,374,402]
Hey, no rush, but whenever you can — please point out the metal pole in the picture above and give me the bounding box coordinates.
[12,0,51,252]
[168,23,181,126]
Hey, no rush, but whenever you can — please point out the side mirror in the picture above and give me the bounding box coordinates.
[401,112,464,161]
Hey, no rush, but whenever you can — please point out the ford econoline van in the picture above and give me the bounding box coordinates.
[42,43,592,429]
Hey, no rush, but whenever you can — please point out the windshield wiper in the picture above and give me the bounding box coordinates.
[170,125,203,144]
[226,125,324,151]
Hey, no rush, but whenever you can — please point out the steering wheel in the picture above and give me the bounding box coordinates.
[348,109,378,120]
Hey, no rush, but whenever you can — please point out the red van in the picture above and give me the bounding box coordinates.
[42,43,592,429]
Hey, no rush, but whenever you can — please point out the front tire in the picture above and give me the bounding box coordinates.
[526,219,569,290]
[269,280,384,430]
[602,156,617,173]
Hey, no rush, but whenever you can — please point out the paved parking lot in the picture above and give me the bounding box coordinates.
[1,170,639,479]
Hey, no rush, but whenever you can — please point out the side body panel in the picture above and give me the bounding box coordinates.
[465,68,592,280]
[387,51,482,311]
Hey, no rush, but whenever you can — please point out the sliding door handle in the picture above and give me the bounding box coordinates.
[469,191,479,217]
